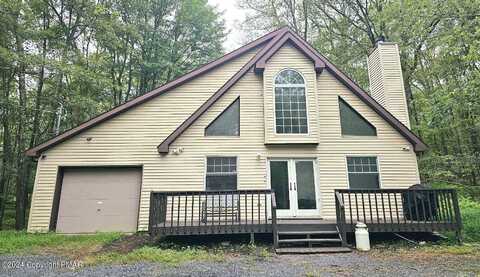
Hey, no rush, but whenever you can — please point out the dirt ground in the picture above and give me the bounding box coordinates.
[1,233,479,277]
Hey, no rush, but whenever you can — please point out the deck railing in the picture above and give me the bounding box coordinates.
[149,190,275,236]
[335,191,348,246]
[335,188,462,241]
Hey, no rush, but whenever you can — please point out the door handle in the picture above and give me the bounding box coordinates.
[293,182,296,190]
[289,182,292,190]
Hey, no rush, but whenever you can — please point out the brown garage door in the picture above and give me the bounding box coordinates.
[56,167,142,233]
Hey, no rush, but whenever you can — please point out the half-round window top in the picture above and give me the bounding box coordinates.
[275,69,305,85]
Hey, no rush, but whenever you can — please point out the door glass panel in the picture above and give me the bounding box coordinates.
[295,161,316,210]
[270,161,290,209]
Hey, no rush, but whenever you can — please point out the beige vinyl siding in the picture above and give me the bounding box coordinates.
[367,48,386,107]
[27,47,260,232]
[28,43,420,232]
[263,43,319,144]
[316,70,420,216]
[171,47,419,219]
[367,43,411,128]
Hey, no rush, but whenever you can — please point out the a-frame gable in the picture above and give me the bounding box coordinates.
[24,28,285,157]
[26,27,427,157]
[254,32,325,73]
[157,28,426,153]
[157,28,290,153]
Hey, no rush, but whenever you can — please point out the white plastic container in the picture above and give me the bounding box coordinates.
[355,222,371,251]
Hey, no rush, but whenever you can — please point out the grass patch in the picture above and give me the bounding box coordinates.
[87,245,223,266]
[457,197,480,242]
[0,231,122,256]
[0,232,237,266]
[373,239,480,256]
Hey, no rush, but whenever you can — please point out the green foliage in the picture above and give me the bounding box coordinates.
[0,231,122,254]
[459,197,480,242]
[89,246,223,266]
[0,0,226,229]
[430,182,480,242]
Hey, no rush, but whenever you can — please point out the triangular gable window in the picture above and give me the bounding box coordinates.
[205,98,240,136]
[339,97,377,136]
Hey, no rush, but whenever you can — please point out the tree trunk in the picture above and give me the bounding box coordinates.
[0,72,14,229]
[14,16,27,230]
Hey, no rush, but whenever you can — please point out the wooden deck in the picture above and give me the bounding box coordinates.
[152,220,272,235]
[149,188,463,248]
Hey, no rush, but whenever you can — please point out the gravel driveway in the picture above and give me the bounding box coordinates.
[1,251,478,277]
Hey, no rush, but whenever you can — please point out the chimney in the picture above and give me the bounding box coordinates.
[367,40,411,128]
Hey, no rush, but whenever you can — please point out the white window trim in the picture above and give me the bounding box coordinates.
[203,156,238,191]
[273,68,310,135]
[344,155,382,189]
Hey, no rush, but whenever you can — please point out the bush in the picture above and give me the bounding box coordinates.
[430,182,480,243]
[459,197,480,242]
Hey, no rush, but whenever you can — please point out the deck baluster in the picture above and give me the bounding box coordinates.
[393,192,400,224]
[148,189,461,246]
[361,192,366,223]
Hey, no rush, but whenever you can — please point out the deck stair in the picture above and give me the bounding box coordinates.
[274,220,351,254]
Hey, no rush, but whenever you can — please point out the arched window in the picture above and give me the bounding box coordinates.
[274,69,308,134]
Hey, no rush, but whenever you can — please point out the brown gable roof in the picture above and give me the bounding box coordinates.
[254,32,325,73]
[157,28,427,153]
[284,30,427,152]
[24,28,285,157]
[26,27,427,157]
[157,28,290,153]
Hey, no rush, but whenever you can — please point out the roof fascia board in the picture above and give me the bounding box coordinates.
[287,31,428,152]
[24,28,284,157]
[157,28,290,153]
[158,28,427,153]
[254,33,325,74]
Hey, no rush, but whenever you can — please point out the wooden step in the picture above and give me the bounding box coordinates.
[278,238,342,243]
[275,247,351,254]
[276,223,338,232]
[278,230,339,235]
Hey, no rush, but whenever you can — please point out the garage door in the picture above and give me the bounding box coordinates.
[56,167,142,233]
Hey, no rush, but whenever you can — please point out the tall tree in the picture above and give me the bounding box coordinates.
[0,0,226,229]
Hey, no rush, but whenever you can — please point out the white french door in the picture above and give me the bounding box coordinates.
[268,159,320,217]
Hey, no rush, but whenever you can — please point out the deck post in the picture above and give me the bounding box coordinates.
[250,232,255,245]
[271,192,278,249]
[451,190,463,244]
[148,192,154,236]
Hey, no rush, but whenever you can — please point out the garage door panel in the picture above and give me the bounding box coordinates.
[97,199,140,215]
[56,216,97,234]
[92,217,138,232]
[56,167,141,233]
[60,168,141,199]
[57,199,100,217]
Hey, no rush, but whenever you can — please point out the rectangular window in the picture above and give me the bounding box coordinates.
[206,157,237,191]
[346,156,380,189]
[275,87,308,134]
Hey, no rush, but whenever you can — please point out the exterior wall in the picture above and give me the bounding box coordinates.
[28,43,420,233]
[27,47,260,232]
[263,43,319,144]
[367,42,411,128]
